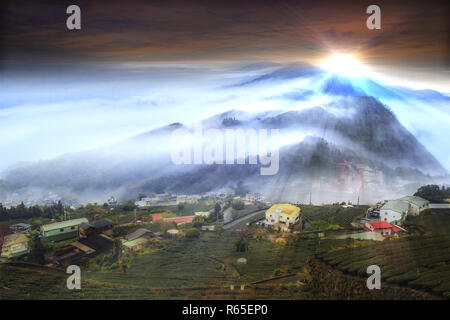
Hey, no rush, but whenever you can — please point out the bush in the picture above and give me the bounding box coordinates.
[185,228,200,239]
[192,216,206,228]
[112,225,135,238]
[232,200,245,210]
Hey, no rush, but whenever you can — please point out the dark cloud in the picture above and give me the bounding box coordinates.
[1,0,448,69]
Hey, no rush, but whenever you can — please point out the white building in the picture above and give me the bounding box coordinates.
[176,195,200,204]
[379,200,410,224]
[397,196,429,216]
[265,204,301,232]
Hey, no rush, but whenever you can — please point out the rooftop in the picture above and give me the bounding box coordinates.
[125,228,153,241]
[10,223,32,229]
[41,218,89,232]
[3,233,28,245]
[266,204,300,218]
[152,214,163,221]
[380,200,410,213]
[163,216,195,224]
[123,237,148,248]
[365,221,406,233]
[398,196,429,207]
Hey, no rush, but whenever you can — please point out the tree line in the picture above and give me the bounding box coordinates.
[414,184,450,203]
[0,201,65,221]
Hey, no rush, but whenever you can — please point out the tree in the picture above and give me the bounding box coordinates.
[57,200,64,216]
[414,184,449,203]
[232,200,245,210]
[119,255,132,273]
[122,201,137,211]
[235,235,249,252]
[138,193,147,200]
[177,203,185,211]
[29,237,46,264]
[192,217,206,228]
[112,239,123,260]
[214,202,221,221]
[88,206,108,217]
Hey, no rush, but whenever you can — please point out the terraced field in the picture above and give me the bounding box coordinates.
[85,232,315,287]
[300,204,368,229]
[316,212,450,298]
[1,210,448,299]
[1,232,320,299]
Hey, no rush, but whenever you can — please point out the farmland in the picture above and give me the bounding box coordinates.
[299,205,368,229]
[315,212,450,298]
[84,232,315,288]
[1,206,449,300]
[0,232,324,299]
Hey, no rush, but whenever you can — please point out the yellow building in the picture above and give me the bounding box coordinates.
[195,211,211,218]
[0,233,30,259]
[265,204,301,232]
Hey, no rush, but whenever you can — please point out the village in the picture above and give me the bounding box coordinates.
[0,186,441,266]
[0,183,450,300]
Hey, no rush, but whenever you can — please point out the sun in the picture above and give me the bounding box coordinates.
[320,54,369,77]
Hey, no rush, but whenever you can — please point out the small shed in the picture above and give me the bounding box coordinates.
[10,223,32,233]
[166,229,180,238]
[123,237,149,252]
[124,228,154,241]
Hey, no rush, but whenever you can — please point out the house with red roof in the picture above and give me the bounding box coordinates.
[151,214,163,222]
[163,216,195,225]
[364,221,406,236]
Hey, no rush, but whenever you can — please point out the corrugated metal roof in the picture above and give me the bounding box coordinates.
[123,237,148,248]
[41,218,88,232]
[380,200,409,213]
[398,196,429,207]
[125,228,153,241]
[10,223,31,228]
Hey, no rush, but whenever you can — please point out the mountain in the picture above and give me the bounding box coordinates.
[0,93,446,204]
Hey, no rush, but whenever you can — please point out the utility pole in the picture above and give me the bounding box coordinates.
[134,208,137,225]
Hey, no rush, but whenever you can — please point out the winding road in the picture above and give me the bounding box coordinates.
[223,209,266,230]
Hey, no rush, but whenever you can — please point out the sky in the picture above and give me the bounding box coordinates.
[2,1,449,70]
[0,0,449,172]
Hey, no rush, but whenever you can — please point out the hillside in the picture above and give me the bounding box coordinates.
[0,96,446,203]
[314,211,450,298]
